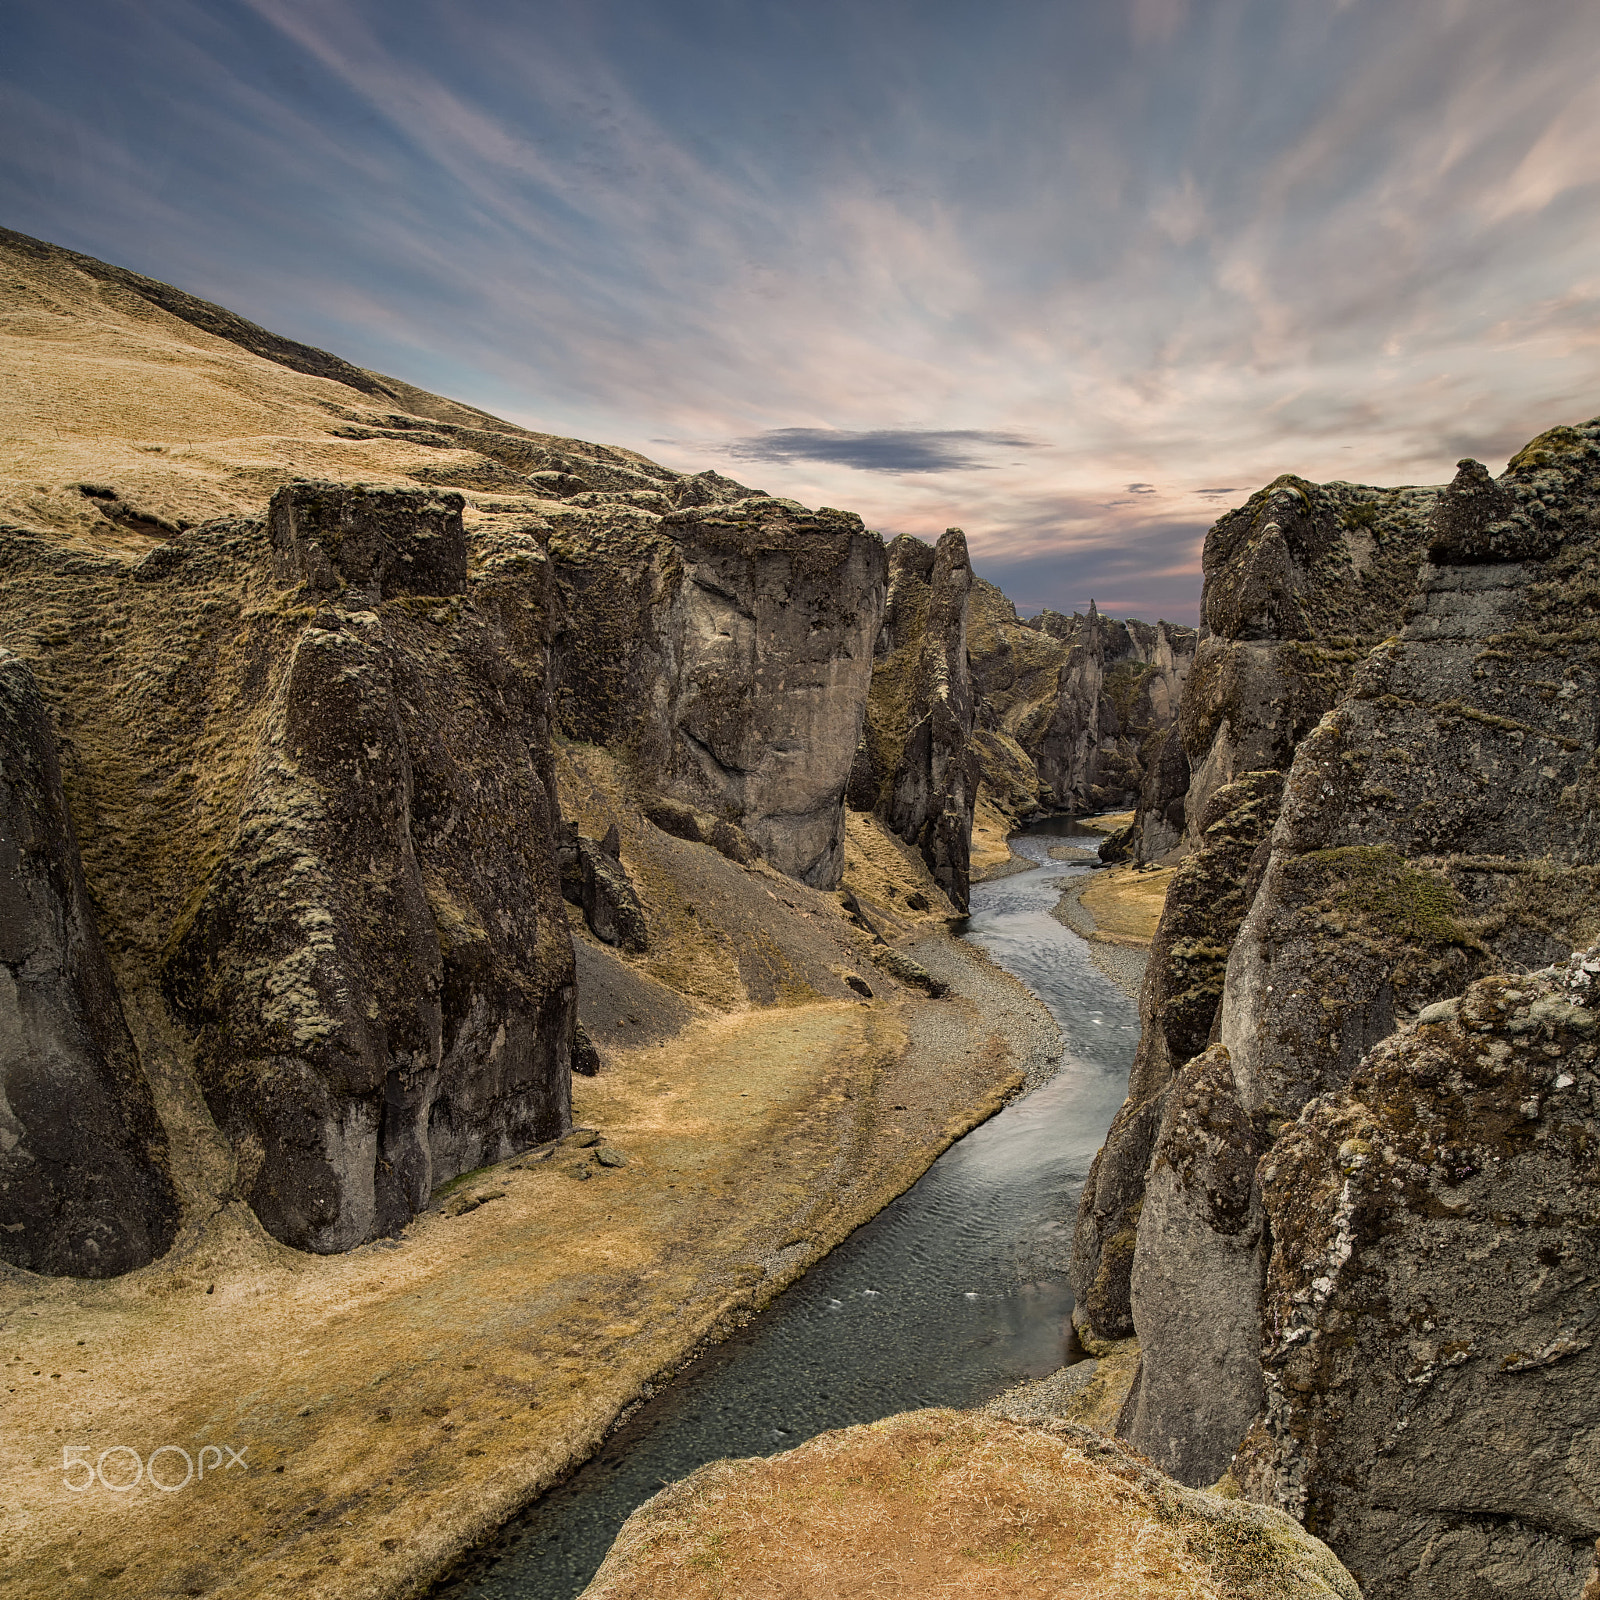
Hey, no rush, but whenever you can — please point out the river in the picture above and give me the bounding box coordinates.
[432,816,1139,1599]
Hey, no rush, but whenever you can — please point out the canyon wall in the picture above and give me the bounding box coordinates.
[0,650,179,1276]
[0,229,910,1272]
[1072,471,1437,1336]
[2,484,579,1257]
[1114,475,1434,864]
[1088,417,1600,1599]
[847,530,978,908]
[966,582,1196,825]
[551,496,888,891]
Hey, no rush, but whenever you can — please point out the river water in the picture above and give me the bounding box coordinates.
[434,816,1139,1599]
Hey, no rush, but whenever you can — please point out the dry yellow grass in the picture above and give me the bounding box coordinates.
[1079,864,1176,945]
[582,1410,1358,1600]
[970,788,1024,880]
[590,1412,1221,1599]
[0,232,609,558]
[1,992,1023,1600]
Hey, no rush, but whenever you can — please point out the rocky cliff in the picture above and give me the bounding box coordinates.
[1095,416,1600,1598]
[1072,469,1438,1340]
[1117,474,1435,864]
[847,529,978,907]
[0,227,931,1271]
[1232,958,1600,1600]
[0,650,179,1276]
[2,482,579,1255]
[550,497,887,890]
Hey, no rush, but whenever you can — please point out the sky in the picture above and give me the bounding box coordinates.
[3,1,1599,623]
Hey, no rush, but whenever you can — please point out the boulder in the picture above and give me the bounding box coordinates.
[581,1409,1359,1600]
[639,796,761,866]
[0,651,178,1276]
[1235,962,1600,1599]
[558,824,649,953]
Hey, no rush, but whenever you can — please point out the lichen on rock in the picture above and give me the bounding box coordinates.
[1235,959,1600,1599]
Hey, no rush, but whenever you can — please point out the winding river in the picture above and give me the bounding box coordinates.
[434,816,1139,1599]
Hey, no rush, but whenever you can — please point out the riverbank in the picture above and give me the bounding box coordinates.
[1049,860,1173,1001]
[1,924,1053,1600]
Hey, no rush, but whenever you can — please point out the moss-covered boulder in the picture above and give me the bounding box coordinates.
[1236,960,1600,1599]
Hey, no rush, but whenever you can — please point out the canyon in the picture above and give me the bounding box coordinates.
[2,224,1597,1600]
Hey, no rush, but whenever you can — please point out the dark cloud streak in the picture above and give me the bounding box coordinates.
[724,428,1044,474]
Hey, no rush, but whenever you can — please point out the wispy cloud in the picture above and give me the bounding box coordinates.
[2,0,1599,623]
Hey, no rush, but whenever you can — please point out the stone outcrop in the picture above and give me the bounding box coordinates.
[1072,769,1283,1340]
[966,583,1196,823]
[1235,960,1600,1599]
[582,1408,1359,1600]
[848,530,979,909]
[0,651,178,1277]
[1120,474,1435,864]
[549,498,887,890]
[2,483,579,1261]
[558,824,649,954]
[1073,470,1438,1341]
[164,484,577,1252]
[1107,417,1600,1569]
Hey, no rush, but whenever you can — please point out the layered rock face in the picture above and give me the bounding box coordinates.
[1105,418,1600,1575]
[0,652,179,1276]
[550,498,887,889]
[967,585,1195,822]
[167,485,577,1252]
[1121,475,1434,864]
[2,483,578,1258]
[1236,962,1600,1599]
[1071,768,1283,1339]
[848,530,979,908]
[1074,473,1432,1340]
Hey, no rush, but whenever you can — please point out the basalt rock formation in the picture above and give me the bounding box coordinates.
[1236,959,1600,1600]
[1070,767,1284,1340]
[549,498,887,890]
[558,823,649,954]
[0,229,935,1272]
[847,529,979,908]
[1,482,580,1256]
[0,650,179,1276]
[1096,417,1600,1597]
[1115,474,1435,865]
[966,584,1195,824]
[1072,472,1434,1340]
